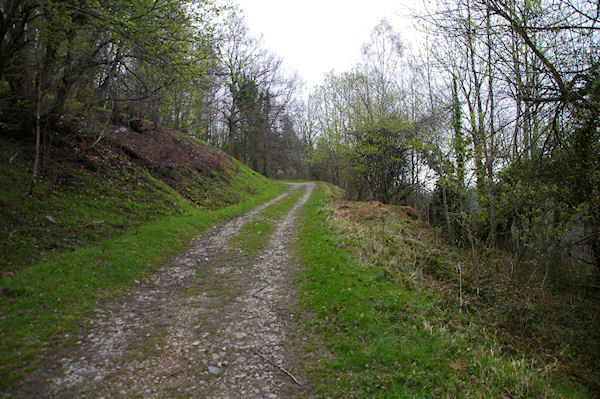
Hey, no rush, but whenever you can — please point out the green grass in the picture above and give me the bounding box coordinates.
[0,147,286,387]
[0,140,277,274]
[230,185,306,253]
[296,183,588,398]
[258,186,306,219]
[233,220,276,253]
[0,162,193,273]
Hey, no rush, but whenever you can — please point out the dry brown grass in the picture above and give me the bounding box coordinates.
[329,198,600,395]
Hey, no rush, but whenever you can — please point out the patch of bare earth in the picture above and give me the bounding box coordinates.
[5,182,315,398]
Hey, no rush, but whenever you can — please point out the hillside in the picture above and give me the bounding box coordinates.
[1,118,277,273]
[0,118,285,386]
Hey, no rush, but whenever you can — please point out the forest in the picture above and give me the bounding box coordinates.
[4,0,598,286]
[1,0,599,394]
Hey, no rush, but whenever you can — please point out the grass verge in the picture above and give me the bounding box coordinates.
[296,183,588,398]
[0,176,285,388]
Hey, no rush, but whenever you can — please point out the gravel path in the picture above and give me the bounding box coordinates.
[6,182,315,398]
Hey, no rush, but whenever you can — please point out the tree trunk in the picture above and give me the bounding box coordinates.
[30,72,42,195]
[227,113,237,156]
[438,149,454,242]
[485,2,498,246]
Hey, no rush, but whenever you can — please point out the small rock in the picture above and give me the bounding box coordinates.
[192,341,200,346]
[207,366,220,375]
[234,332,247,339]
[211,353,220,361]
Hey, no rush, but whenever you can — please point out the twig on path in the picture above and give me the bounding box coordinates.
[251,284,269,296]
[251,284,269,301]
[252,348,303,386]
[166,368,187,378]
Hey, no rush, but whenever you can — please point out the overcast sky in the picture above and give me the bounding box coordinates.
[239,0,423,91]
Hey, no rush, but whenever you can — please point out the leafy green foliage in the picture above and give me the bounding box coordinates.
[451,74,467,189]
[351,117,413,203]
[1,0,223,127]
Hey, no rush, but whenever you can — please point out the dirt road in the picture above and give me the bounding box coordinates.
[7,182,315,398]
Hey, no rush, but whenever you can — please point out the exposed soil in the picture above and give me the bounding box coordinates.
[4,182,315,398]
[111,125,229,174]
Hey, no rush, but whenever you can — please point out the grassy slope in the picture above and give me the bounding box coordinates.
[0,136,285,386]
[297,183,588,398]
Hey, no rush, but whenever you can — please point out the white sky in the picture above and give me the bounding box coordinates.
[239,0,423,91]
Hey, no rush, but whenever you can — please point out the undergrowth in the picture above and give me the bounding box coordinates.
[297,183,589,398]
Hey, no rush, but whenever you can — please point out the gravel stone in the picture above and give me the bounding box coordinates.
[3,183,315,399]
